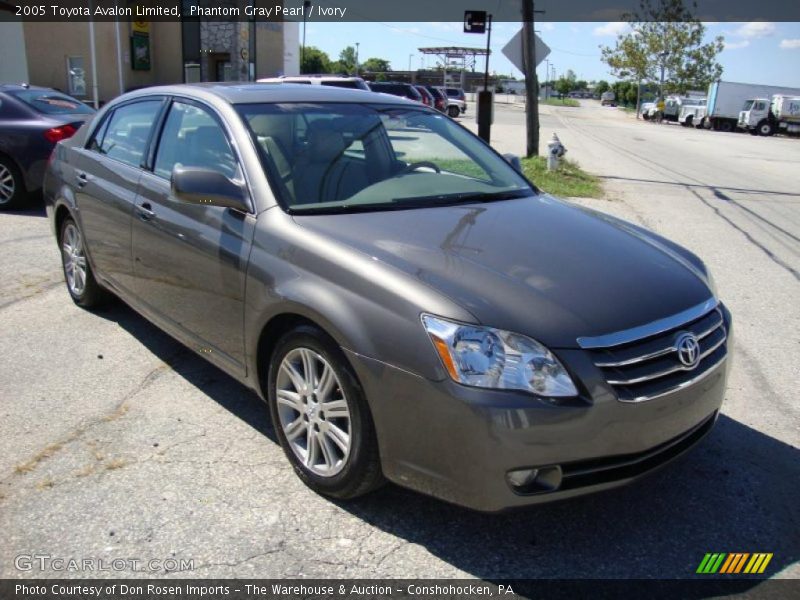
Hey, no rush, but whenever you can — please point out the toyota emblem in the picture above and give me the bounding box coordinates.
[675,332,701,369]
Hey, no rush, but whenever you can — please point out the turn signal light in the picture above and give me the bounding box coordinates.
[44,124,78,143]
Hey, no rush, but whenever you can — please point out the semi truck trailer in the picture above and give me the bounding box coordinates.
[705,80,800,132]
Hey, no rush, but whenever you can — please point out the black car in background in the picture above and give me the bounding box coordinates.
[367,82,422,103]
[0,84,94,209]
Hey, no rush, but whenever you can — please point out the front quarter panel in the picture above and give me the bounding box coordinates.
[244,208,478,387]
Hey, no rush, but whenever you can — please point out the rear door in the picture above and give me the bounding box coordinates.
[130,98,255,374]
[73,99,165,292]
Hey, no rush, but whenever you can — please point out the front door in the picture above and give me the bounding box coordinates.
[130,99,255,374]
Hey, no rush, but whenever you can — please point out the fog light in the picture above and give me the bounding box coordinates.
[507,468,539,488]
[506,466,563,494]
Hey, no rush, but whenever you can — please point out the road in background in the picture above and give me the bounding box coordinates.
[0,102,798,580]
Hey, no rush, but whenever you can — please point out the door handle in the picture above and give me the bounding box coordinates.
[75,171,89,187]
[136,202,156,221]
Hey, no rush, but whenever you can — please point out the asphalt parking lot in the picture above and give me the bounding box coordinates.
[1,101,798,581]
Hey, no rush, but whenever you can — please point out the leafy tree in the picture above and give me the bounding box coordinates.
[301,46,331,74]
[338,46,358,75]
[595,80,611,95]
[361,57,391,73]
[554,77,574,97]
[575,80,588,92]
[600,0,724,117]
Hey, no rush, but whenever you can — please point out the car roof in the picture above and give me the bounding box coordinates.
[0,83,54,92]
[110,82,415,106]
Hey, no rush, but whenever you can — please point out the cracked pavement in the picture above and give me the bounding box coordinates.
[1,102,798,580]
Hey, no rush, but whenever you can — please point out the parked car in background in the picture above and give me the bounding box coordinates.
[257,75,370,90]
[0,83,94,209]
[440,87,467,118]
[424,85,448,113]
[45,83,730,512]
[413,85,435,108]
[368,81,423,103]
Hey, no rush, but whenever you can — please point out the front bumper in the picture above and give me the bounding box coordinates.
[346,317,731,512]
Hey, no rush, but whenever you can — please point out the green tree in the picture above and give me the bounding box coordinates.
[575,80,588,92]
[301,46,331,74]
[595,80,610,95]
[600,0,724,116]
[361,57,391,73]
[338,46,358,75]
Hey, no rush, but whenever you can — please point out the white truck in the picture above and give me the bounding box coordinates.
[600,91,615,106]
[678,102,707,128]
[737,95,800,136]
[704,80,800,132]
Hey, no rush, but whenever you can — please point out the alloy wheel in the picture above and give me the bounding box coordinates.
[61,222,87,296]
[0,163,15,205]
[276,348,352,477]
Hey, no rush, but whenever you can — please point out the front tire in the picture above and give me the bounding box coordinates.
[0,156,26,210]
[757,121,775,136]
[267,325,384,499]
[447,105,460,118]
[59,217,108,308]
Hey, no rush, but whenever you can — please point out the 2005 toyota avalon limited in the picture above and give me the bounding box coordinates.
[44,84,731,512]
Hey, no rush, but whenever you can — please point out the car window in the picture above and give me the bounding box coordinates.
[90,100,161,167]
[95,100,162,167]
[154,101,238,180]
[6,89,94,115]
[237,102,531,212]
[320,79,360,90]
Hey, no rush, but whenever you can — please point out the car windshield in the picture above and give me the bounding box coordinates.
[8,90,94,115]
[742,100,755,111]
[237,103,533,213]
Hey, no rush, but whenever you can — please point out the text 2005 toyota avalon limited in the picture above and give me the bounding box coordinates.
[45,84,731,511]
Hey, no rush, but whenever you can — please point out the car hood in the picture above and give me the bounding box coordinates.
[292,195,713,348]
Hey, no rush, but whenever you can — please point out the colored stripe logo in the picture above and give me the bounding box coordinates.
[697,553,773,574]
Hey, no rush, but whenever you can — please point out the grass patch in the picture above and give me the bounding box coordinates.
[540,97,580,107]
[521,156,603,198]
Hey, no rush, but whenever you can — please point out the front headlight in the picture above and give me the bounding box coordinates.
[421,314,578,397]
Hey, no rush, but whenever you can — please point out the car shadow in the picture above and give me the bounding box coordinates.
[94,302,798,588]
[4,202,46,218]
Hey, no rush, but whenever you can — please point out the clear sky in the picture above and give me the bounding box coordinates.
[303,21,800,87]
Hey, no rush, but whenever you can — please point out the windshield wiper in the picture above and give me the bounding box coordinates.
[289,190,532,215]
[390,189,531,206]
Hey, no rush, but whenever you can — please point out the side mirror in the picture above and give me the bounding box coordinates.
[171,165,250,212]
[503,153,522,173]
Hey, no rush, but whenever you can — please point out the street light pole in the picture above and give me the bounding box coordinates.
[301,1,311,74]
[355,42,360,76]
[522,0,543,156]
[658,50,668,99]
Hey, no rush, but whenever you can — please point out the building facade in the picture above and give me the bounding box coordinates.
[0,4,298,104]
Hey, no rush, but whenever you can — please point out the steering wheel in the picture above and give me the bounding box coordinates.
[401,161,441,174]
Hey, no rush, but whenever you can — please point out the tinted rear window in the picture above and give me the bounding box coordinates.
[321,80,368,90]
[7,90,94,115]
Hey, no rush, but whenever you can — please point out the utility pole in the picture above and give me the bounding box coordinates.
[522,1,541,156]
[355,42,360,76]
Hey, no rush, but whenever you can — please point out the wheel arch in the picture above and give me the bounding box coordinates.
[253,310,360,403]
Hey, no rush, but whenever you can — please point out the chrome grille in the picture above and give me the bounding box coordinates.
[578,300,728,403]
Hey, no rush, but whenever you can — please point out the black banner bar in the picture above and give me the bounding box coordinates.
[2,0,800,23]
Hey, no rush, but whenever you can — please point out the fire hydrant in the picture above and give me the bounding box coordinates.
[547,133,566,171]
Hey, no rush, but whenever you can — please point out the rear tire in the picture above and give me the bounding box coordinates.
[717,120,734,133]
[267,325,384,500]
[0,156,26,210]
[447,105,460,118]
[59,217,109,308]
